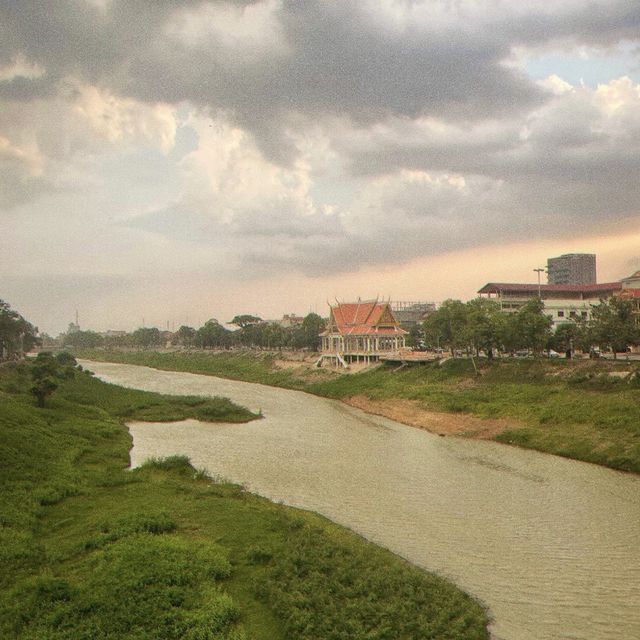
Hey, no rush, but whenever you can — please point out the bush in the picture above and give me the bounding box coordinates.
[10,535,237,639]
[246,547,274,565]
[139,455,195,474]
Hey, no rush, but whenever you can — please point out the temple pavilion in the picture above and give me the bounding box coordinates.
[317,299,408,368]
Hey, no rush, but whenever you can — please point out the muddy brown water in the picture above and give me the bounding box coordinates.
[83,360,640,640]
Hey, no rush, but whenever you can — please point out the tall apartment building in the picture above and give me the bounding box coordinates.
[547,253,596,285]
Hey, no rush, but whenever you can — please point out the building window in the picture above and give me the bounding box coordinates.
[581,311,588,318]
[569,311,577,318]
[557,311,564,317]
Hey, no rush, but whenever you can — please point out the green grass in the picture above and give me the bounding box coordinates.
[75,349,308,389]
[75,350,640,473]
[0,362,489,639]
[61,369,258,423]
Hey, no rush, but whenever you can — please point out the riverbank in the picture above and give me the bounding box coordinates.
[0,361,489,639]
[75,349,640,473]
[345,394,519,439]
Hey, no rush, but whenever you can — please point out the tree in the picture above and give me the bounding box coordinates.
[229,315,262,329]
[195,320,231,349]
[463,298,503,359]
[549,322,585,359]
[291,313,326,351]
[423,300,467,355]
[29,352,66,407]
[132,327,162,348]
[0,299,39,359]
[589,296,640,359]
[404,323,424,349]
[30,352,79,407]
[511,299,553,355]
[174,325,196,346]
[63,330,104,349]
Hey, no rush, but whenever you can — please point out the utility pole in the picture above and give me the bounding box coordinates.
[534,268,545,299]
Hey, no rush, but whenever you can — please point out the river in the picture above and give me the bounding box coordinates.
[83,360,640,640]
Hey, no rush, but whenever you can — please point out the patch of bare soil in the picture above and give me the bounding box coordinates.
[273,355,340,383]
[345,395,523,440]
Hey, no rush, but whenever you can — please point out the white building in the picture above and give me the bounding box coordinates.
[477,282,622,329]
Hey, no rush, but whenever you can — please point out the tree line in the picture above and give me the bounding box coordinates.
[421,296,640,359]
[63,313,326,352]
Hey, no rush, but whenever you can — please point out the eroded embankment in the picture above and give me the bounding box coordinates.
[344,394,521,439]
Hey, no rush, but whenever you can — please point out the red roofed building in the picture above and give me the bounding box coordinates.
[477,279,640,329]
[318,299,407,367]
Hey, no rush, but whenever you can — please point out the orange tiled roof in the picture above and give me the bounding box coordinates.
[321,300,407,336]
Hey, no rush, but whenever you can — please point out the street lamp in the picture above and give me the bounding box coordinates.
[534,268,545,298]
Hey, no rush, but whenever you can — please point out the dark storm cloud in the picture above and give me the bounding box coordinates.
[3,2,637,116]
[504,2,640,48]
[1,1,637,164]
[0,0,546,161]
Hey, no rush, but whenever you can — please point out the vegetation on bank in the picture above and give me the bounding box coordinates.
[75,349,640,473]
[75,348,316,389]
[0,360,489,639]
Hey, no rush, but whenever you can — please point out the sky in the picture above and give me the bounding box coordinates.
[2,0,640,335]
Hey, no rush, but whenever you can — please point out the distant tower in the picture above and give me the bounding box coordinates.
[67,309,80,334]
[547,254,596,285]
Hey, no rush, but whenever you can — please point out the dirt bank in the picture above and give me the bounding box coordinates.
[345,395,522,439]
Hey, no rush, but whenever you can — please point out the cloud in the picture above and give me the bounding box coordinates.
[1,0,640,330]
[340,75,640,217]
[0,0,545,164]
[113,71,640,280]
[0,75,178,208]
[124,113,343,274]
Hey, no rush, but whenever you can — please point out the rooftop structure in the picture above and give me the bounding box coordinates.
[390,301,436,325]
[621,270,640,289]
[478,282,621,299]
[318,299,407,368]
[279,313,305,328]
[547,253,596,285]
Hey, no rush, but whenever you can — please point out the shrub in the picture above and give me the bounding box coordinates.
[246,547,274,565]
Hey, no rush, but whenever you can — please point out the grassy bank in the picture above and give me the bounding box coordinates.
[0,361,489,639]
[75,349,316,389]
[75,349,640,473]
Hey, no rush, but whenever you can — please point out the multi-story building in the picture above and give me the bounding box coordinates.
[477,282,622,329]
[479,270,640,336]
[547,253,596,285]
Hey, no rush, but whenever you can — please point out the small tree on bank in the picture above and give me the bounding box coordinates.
[30,352,78,407]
